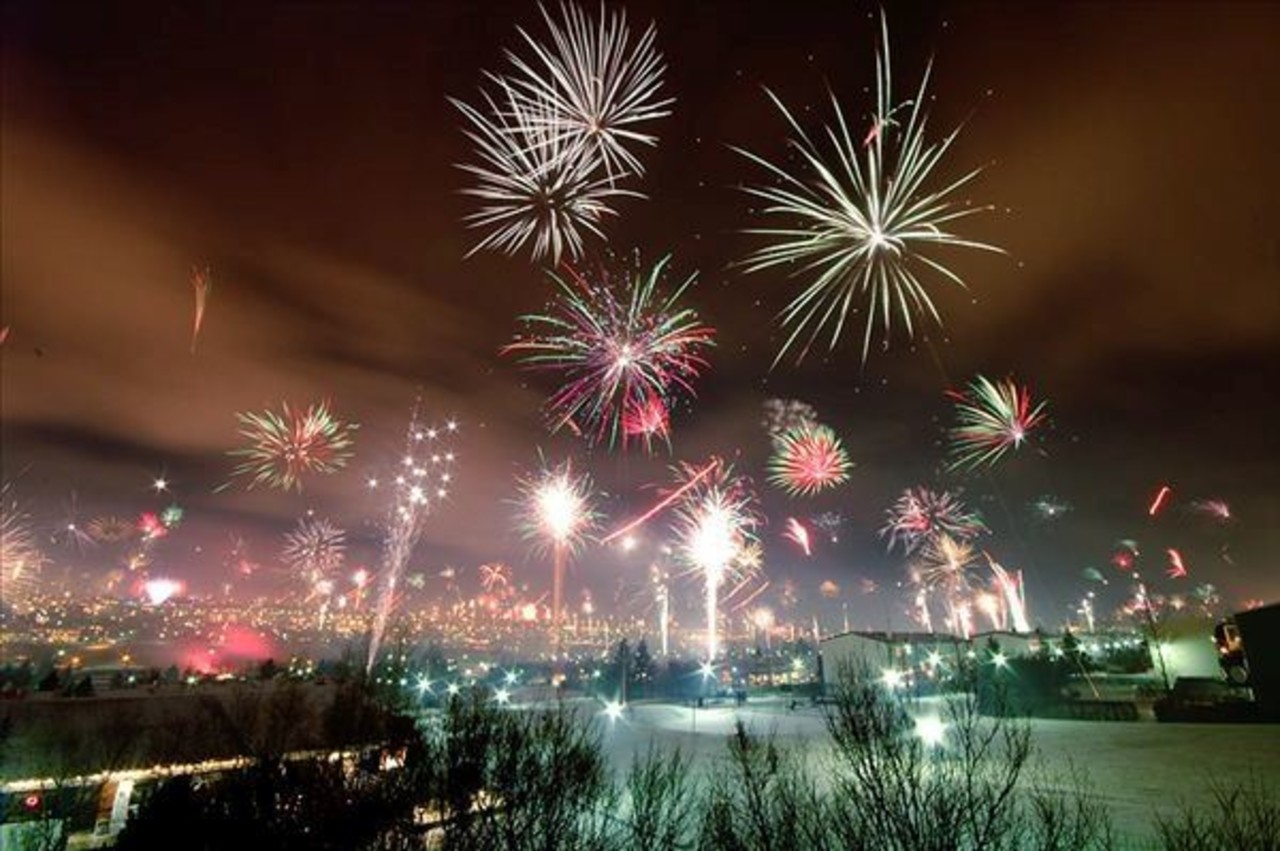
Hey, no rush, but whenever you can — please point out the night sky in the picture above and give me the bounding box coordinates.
[3,1,1278,628]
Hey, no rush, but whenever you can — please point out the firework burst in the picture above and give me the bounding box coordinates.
[516,456,599,648]
[516,457,600,556]
[946,376,1048,471]
[671,461,759,660]
[505,254,714,449]
[281,517,347,585]
[89,516,136,544]
[761,398,818,442]
[913,533,979,637]
[503,2,672,181]
[1,483,45,611]
[453,80,636,263]
[881,487,986,553]
[767,423,853,496]
[226,401,357,492]
[735,14,1001,364]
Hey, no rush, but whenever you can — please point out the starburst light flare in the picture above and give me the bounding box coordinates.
[946,376,1047,471]
[505,254,714,450]
[735,13,1001,364]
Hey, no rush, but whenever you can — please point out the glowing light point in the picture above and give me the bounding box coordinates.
[603,700,624,721]
[915,715,947,747]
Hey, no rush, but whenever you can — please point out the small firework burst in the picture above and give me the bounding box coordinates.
[1029,495,1071,521]
[227,401,357,492]
[767,423,853,496]
[480,562,512,593]
[761,398,818,442]
[621,392,670,448]
[281,517,347,584]
[946,376,1047,472]
[881,487,986,553]
[136,512,169,541]
[1,483,45,611]
[160,504,184,529]
[505,254,714,450]
[89,516,136,544]
[810,511,844,543]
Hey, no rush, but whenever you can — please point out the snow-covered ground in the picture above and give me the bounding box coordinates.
[594,697,1280,846]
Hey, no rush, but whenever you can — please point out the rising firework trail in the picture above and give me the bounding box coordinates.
[505,254,714,450]
[735,13,1001,364]
[1148,485,1173,517]
[367,408,458,671]
[946,376,1048,472]
[601,457,720,544]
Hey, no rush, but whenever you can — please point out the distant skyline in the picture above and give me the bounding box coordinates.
[3,0,1278,628]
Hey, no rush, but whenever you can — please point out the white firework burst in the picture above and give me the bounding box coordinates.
[735,13,1002,364]
[453,81,637,263]
[504,2,672,180]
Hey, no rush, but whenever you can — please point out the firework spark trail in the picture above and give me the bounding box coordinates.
[1148,484,1172,517]
[1166,548,1189,579]
[986,554,1030,633]
[946,376,1048,471]
[367,409,458,671]
[190,265,211,354]
[503,2,673,181]
[735,13,1001,364]
[767,423,853,496]
[600,457,720,544]
[881,487,986,553]
[783,517,812,556]
[505,254,714,450]
[1190,498,1232,522]
[226,402,357,492]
